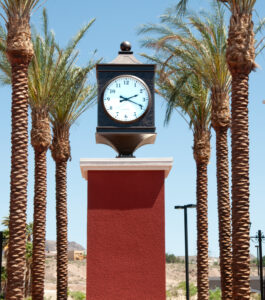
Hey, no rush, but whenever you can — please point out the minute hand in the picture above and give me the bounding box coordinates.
[120,97,142,109]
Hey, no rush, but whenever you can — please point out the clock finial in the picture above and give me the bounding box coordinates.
[120,41,132,52]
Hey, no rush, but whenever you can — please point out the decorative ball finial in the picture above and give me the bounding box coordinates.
[120,41,131,52]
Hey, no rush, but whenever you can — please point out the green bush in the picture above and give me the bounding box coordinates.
[189,283,197,297]
[166,287,178,298]
[166,253,178,263]
[1,266,7,282]
[209,288,221,300]
[69,291,86,300]
[177,281,197,297]
[165,253,185,264]
[251,294,261,300]
[252,256,265,266]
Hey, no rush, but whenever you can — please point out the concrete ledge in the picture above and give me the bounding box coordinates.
[80,157,173,180]
[209,277,262,293]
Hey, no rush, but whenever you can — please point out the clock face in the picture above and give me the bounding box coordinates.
[103,75,150,123]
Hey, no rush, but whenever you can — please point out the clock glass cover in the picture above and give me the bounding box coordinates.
[103,75,150,122]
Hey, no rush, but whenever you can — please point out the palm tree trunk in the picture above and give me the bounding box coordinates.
[216,128,232,299]
[196,162,209,300]
[24,260,32,297]
[32,150,47,300]
[6,63,29,300]
[231,74,250,299]
[56,161,68,299]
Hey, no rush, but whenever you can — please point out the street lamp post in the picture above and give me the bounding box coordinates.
[251,230,265,299]
[258,230,264,300]
[174,204,196,300]
[256,245,260,276]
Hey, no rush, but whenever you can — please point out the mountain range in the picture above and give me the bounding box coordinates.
[45,240,85,252]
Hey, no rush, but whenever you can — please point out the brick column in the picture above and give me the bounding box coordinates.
[80,158,173,300]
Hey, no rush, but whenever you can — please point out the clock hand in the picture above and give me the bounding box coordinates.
[127,94,138,100]
[120,94,138,101]
[120,97,143,109]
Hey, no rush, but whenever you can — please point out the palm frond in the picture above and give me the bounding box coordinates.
[139,1,231,94]
[225,0,256,15]
[60,19,95,66]
[159,69,211,136]
[176,0,188,16]
[49,57,98,132]
[0,0,41,19]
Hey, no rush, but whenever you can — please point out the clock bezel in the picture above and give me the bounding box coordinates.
[102,74,152,124]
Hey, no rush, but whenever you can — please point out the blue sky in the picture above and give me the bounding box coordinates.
[0,0,265,258]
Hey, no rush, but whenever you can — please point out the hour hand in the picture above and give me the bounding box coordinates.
[120,94,138,101]
[120,95,128,101]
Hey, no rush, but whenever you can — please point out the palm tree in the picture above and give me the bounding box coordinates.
[184,8,232,299]
[29,14,95,300]
[0,11,96,298]
[49,64,96,299]
[223,1,257,298]
[182,8,233,299]
[139,5,232,298]
[175,0,227,14]
[24,222,33,297]
[139,4,265,298]
[0,0,40,298]
[29,14,55,299]
[1,218,33,297]
[175,2,264,298]
[158,70,211,299]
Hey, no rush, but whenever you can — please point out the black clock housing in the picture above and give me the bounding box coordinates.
[96,42,156,157]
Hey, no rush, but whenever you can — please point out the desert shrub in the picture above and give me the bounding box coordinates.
[251,294,261,300]
[166,287,179,298]
[177,281,197,297]
[165,253,185,264]
[252,256,265,266]
[69,291,86,300]
[166,253,178,263]
[189,283,197,297]
[209,288,221,300]
[166,289,172,298]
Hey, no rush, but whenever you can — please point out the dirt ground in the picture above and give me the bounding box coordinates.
[44,257,259,299]
[45,258,86,298]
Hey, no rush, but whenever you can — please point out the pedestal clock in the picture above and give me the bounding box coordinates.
[96,41,156,157]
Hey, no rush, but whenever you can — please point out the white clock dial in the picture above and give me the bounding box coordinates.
[103,75,150,122]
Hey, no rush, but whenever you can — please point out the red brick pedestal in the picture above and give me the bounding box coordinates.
[80,158,173,300]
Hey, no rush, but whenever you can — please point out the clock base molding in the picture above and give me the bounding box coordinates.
[80,158,173,299]
[95,132,156,157]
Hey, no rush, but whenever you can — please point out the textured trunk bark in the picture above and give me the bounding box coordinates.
[6,63,29,300]
[196,162,209,300]
[56,161,68,300]
[24,260,32,297]
[231,73,250,299]
[32,150,47,300]
[216,128,232,300]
